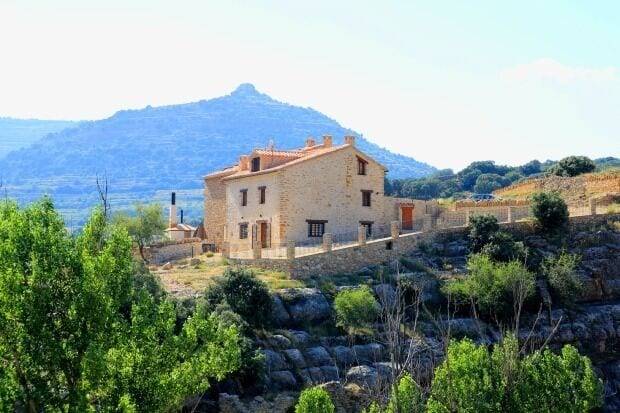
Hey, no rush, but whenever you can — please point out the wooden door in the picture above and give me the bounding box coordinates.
[402,206,413,230]
[260,222,269,248]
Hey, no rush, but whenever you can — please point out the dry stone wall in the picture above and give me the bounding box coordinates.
[148,240,203,264]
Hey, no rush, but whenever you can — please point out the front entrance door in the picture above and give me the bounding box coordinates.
[260,222,269,248]
[401,206,414,230]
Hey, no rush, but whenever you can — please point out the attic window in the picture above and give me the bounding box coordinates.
[251,157,261,172]
[357,157,368,175]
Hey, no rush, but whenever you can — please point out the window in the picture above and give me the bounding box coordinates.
[306,220,327,237]
[258,186,266,204]
[360,221,373,237]
[239,223,248,239]
[240,189,248,206]
[357,156,368,175]
[362,190,372,207]
[251,157,261,172]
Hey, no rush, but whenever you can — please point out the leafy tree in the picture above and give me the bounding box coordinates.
[0,198,241,412]
[427,336,602,413]
[549,156,596,177]
[205,267,273,329]
[504,170,524,183]
[480,231,527,263]
[333,286,380,334]
[473,173,509,194]
[531,192,569,232]
[459,168,483,190]
[519,159,542,176]
[542,252,582,304]
[468,214,500,252]
[113,203,167,262]
[295,386,335,413]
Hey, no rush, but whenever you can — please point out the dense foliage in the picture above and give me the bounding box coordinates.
[427,336,602,412]
[531,191,569,232]
[469,214,526,262]
[549,156,596,177]
[205,267,273,329]
[333,285,380,334]
[295,386,335,413]
[113,203,167,261]
[469,215,501,252]
[0,199,241,412]
[542,251,582,304]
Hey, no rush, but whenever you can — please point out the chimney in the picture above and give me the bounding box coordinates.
[322,135,333,148]
[305,137,316,148]
[180,209,184,224]
[344,135,355,146]
[169,192,177,228]
[239,155,250,170]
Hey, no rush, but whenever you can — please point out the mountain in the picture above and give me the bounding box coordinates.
[0,84,435,225]
[0,117,78,158]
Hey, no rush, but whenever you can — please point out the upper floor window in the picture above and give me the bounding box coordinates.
[357,156,368,175]
[240,189,248,206]
[239,222,248,239]
[258,186,266,204]
[251,157,261,172]
[307,220,327,237]
[362,190,372,207]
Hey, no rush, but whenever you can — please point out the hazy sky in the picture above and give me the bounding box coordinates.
[1,1,618,169]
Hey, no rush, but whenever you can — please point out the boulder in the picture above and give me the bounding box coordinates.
[189,257,201,266]
[283,330,312,347]
[271,296,292,326]
[346,365,378,388]
[321,365,340,382]
[304,346,333,367]
[219,393,248,413]
[283,348,307,369]
[277,288,331,324]
[330,345,356,367]
[269,370,298,391]
[263,349,289,372]
[267,334,292,350]
[352,343,384,364]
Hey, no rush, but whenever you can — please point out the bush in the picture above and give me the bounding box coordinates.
[542,252,582,304]
[205,267,273,328]
[444,254,535,317]
[386,373,425,413]
[480,231,527,263]
[333,286,379,334]
[549,156,596,177]
[295,386,335,413]
[468,214,500,253]
[473,173,509,194]
[531,192,569,232]
[427,336,602,413]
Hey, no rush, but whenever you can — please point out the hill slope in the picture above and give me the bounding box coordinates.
[0,117,77,158]
[0,84,435,224]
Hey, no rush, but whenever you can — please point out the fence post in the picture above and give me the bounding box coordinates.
[507,207,515,223]
[391,221,400,239]
[286,241,296,260]
[323,233,333,252]
[358,226,367,246]
[589,198,597,215]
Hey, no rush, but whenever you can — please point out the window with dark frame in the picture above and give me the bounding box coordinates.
[362,190,372,207]
[357,156,367,175]
[360,221,373,237]
[258,186,266,204]
[240,189,248,206]
[306,220,327,237]
[251,157,261,172]
[239,223,248,239]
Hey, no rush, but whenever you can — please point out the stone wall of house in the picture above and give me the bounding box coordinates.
[147,239,203,264]
[204,172,234,250]
[278,144,390,244]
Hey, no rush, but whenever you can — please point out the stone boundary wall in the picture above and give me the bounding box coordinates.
[454,199,530,209]
[229,213,620,278]
[147,240,203,264]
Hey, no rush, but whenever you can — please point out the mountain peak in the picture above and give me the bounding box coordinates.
[231,83,259,96]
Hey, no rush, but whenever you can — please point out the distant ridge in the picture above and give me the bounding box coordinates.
[0,117,78,158]
[0,84,436,224]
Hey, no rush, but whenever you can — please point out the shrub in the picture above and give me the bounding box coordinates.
[542,252,582,304]
[205,267,273,328]
[333,286,379,334]
[295,386,335,413]
[386,373,425,413]
[549,156,596,177]
[444,254,535,317]
[531,192,569,232]
[427,336,603,413]
[480,231,527,263]
[468,214,500,253]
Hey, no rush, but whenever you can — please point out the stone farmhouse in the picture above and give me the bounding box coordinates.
[203,135,433,255]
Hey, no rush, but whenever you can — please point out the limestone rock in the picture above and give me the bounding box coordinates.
[277,288,331,324]
[271,295,292,326]
[346,365,378,388]
[304,346,333,367]
[269,370,298,391]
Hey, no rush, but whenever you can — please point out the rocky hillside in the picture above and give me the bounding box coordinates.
[0,117,77,158]
[0,84,435,225]
[496,169,620,206]
[199,215,620,412]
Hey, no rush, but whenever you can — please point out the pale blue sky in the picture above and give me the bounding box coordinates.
[0,0,618,169]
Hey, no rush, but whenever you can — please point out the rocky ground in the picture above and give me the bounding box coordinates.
[190,217,620,412]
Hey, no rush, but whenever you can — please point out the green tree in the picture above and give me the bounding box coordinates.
[205,267,273,329]
[531,192,569,232]
[473,173,509,194]
[549,156,596,177]
[542,251,582,304]
[113,203,167,262]
[386,373,425,413]
[333,286,379,335]
[295,386,335,413]
[468,214,500,252]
